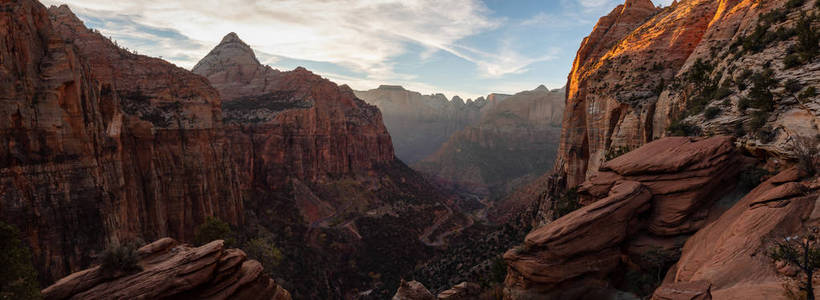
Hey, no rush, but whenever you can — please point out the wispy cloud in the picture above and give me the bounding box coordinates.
[42,0,553,89]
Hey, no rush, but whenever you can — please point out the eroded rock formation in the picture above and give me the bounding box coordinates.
[42,238,291,300]
[555,0,820,190]
[504,136,750,299]
[654,167,820,299]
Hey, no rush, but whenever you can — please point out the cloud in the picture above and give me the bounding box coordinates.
[41,0,551,85]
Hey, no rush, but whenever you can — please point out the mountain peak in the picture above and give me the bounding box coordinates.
[221,32,241,44]
[192,32,260,77]
[534,85,549,92]
[377,85,406,91]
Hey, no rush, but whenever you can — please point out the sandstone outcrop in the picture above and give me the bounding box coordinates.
[355,85,510,163]
[414,86,564,212]
[42,238,291,300]
[504,136,749,299]
[653,166,820,299]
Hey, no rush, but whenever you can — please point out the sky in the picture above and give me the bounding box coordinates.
[41,0,673,99]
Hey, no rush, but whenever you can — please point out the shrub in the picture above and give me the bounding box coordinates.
[553,187,580,219]
[668,119,701,136]
[734,122,747,137]
[738,168,770,190]
[795,13,819,60]
[784,53,802,68]
[768,227,820,300]
[624,247,678,297]
[747,68,777,112]
[0,222,41,300]
[791,135,820,175]
[100,241,142,277]
[714,86,732,99]
[787,0,806,9]
[748,111,769,133]
[785,79,803,94]
[704,106,721,119]
[486,255,507,285]
[244,237,284,270]
[606,146,634,161]
[194,217,236,247]
[799,86,817,101]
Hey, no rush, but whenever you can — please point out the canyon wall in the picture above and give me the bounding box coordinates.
[413,86,565,212]
[355,85,510,163]
[555,0,819,190]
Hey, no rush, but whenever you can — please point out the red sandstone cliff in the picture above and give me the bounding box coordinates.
[48,5,244,245]
[555,0,819,191]
[1,0,117,282]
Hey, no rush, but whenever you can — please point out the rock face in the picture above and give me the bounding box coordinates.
[654,167,820,299]
[414,86,564,214]
[355,85,510,163]
[504,136,749,299]
[2,0,242,283]
[554,0,820,190]
[42,238,291,300]
[48,4,244,244]
[1,0,115,282]
[193,32,394,186]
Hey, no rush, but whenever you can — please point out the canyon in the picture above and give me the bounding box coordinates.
[413,86,565,215]
[1,0,467,298]
[356,85,510,164]
[1,0,819,299]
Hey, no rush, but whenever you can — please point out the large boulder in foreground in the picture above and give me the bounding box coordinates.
[42,238,291,300]
[653,167,820,299]
[504,136,749,299]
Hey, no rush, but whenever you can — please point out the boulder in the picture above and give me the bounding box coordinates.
[437,282,481,299]
[393,280,435,300]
